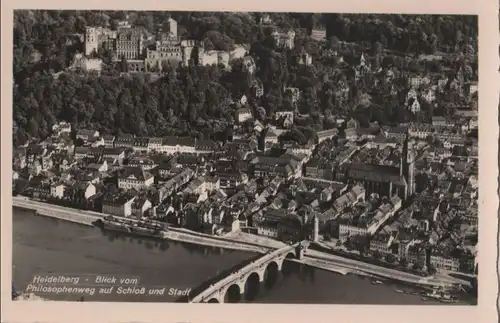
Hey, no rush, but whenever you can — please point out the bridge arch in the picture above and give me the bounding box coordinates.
[267,259,282,272]
[224,283,243,303]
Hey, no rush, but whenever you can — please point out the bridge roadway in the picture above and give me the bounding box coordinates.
[188,242,305,303]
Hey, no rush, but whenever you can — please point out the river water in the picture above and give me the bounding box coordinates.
[12,209,469,304]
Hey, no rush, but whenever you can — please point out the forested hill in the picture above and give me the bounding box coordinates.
[13,11,478,145]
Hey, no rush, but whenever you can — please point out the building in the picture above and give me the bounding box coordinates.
[147,137,163,152]
[115,28,144,60]
[298,51,312,66]
[103,135,116,148]
[236,107,253,123]
[71,53,102,73]
[131,197,152,218]
[242,56,257,74]
[84,26,118,56]
[162,137,196,155]
[271,30,296,49]
[114,135,135,148]
[316,128,338,144]
[310,29,326,41]
[76,129,99,142]
[275,110,294,129]
[102,193,136,217]
[132,137,149,153]
[51,122,72,137]
[430,250,460,272]
[346,133,415,199]
[408,98,421,113]
[264,129,279,150]
[117,167,154,190]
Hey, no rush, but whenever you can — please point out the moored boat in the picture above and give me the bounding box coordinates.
[101,219,132,233]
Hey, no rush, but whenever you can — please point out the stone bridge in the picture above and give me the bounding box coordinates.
[189,242,307,303]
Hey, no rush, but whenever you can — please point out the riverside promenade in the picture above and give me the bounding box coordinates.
[12,197,470,288]
[12,197,268,253]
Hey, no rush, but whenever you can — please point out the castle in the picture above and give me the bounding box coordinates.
[85,18,250,70]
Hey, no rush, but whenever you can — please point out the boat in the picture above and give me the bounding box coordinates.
[129,223,164,239]
[371,280,384,285]
[101,219,132,233]
[395,289,404,293]
[439,298,458,304]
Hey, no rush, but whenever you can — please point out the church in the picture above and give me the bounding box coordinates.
[345,132,415,200]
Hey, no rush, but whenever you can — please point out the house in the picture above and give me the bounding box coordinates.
[254,119,265,134]
[118,167,154,190]
[114,134,135,149]
[422,88,436,103]
[252,79,264,98]
[128,156,157,170]
[195,140,219,155]
[316,128,338,144]
[132,138,149,153]
[74,147,91,159]
[103,135,116,148]
[278,215,303,242]
[264,129,279,150]
[233,94,248,105]
[50,183,66,199]
[369,233,396,255]
[408,98,421,113]
[31,182,51,201]
[76,129,99,142]
[147,137,163,152]
[103,148,126,164]
[131,197,152,218]
[432,116,454,127]
[52,122,72,137]
[310,29,326,41]
[242,56,256,74]
[236,107,253,123]
[430,249,460,272]
[271,29,295,49]
[284,87,300,104]
[102,193,136,217]
[257,220,279,238]
[298,51,312,66]
[86,160,108,173]
[407,75,430,89]
[162,137,196,155]
[275,110,294,129]
[66,181,97,206]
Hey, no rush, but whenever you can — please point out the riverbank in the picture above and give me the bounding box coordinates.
[11,197,473,291]
[13,198,270,254]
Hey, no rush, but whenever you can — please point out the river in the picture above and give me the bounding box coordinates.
[12,209,470,304]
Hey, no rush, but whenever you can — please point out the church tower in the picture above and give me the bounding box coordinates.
[400,131,415,197]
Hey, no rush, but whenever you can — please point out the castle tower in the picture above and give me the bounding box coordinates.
[181,40,194,66]
[85,27,99,56]
[167,18,178,40]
